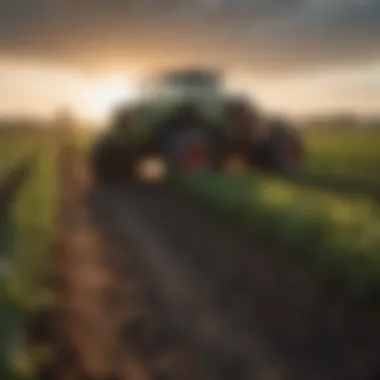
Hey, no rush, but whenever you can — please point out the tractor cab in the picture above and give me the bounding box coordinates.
[109,69,265,143]
[149,69,223,99]
[138,69,226,120]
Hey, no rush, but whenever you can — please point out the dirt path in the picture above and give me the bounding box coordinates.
[44,144,380,380]
[46,146,215,380]
[91,183,380,380]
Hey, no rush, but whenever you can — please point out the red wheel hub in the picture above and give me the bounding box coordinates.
[182,143,208,171]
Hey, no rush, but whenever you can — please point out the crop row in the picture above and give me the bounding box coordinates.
[0,133,59,379]
[0,135,37,178]
[179,173,380,298]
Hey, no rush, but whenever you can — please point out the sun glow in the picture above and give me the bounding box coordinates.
[82,76,137,121]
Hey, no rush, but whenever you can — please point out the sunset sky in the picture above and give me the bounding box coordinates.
[0,0,379,121]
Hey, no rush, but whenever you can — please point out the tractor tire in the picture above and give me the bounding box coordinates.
[154,103,226,176]
[158,123,225,176]
[92,139,133,184]
[253,125,304,173]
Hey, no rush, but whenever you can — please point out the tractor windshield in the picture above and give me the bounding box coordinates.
[150,70,223,101]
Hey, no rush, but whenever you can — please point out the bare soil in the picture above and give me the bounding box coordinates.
[91,183,380,380]
[43,146,215,380]
[40,145,380,380]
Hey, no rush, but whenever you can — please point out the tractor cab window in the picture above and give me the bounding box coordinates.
[149,70,223,101]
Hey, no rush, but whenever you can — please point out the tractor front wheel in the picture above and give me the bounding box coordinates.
[92,139,133,183]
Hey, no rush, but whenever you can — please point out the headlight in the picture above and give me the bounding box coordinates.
[134,156,167,182]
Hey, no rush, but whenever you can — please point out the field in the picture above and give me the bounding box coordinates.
[1,125,380,377]
[292,129,380,196]
[179,129,380,297]
[303,129,380,177]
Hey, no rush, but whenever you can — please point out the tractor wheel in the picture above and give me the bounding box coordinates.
[159,124,224,176]
[254,123,305,173]
[92,139,133,183]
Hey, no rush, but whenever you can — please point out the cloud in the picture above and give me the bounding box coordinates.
[0,0,379,76]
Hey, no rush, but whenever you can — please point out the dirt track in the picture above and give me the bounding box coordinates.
[48,147,215,380]
[46,147,380,380]
[90,183,380,380]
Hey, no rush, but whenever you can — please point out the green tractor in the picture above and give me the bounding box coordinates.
[92,68,305,183]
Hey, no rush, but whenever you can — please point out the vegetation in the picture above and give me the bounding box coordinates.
[177,129,380,298]
[0,134,36,177]
[179,172,380,298]
[1,123,380,377]
[0,132,58,379]
[294,129,380,195]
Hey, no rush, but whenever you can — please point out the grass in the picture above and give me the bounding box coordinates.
[303,130,380,175]
[296,130,380,194]
[0,131,59,379]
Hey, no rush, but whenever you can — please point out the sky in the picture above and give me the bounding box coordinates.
[0,0,379,121]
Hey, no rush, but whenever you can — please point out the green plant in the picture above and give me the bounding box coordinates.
[179,173,380,298]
